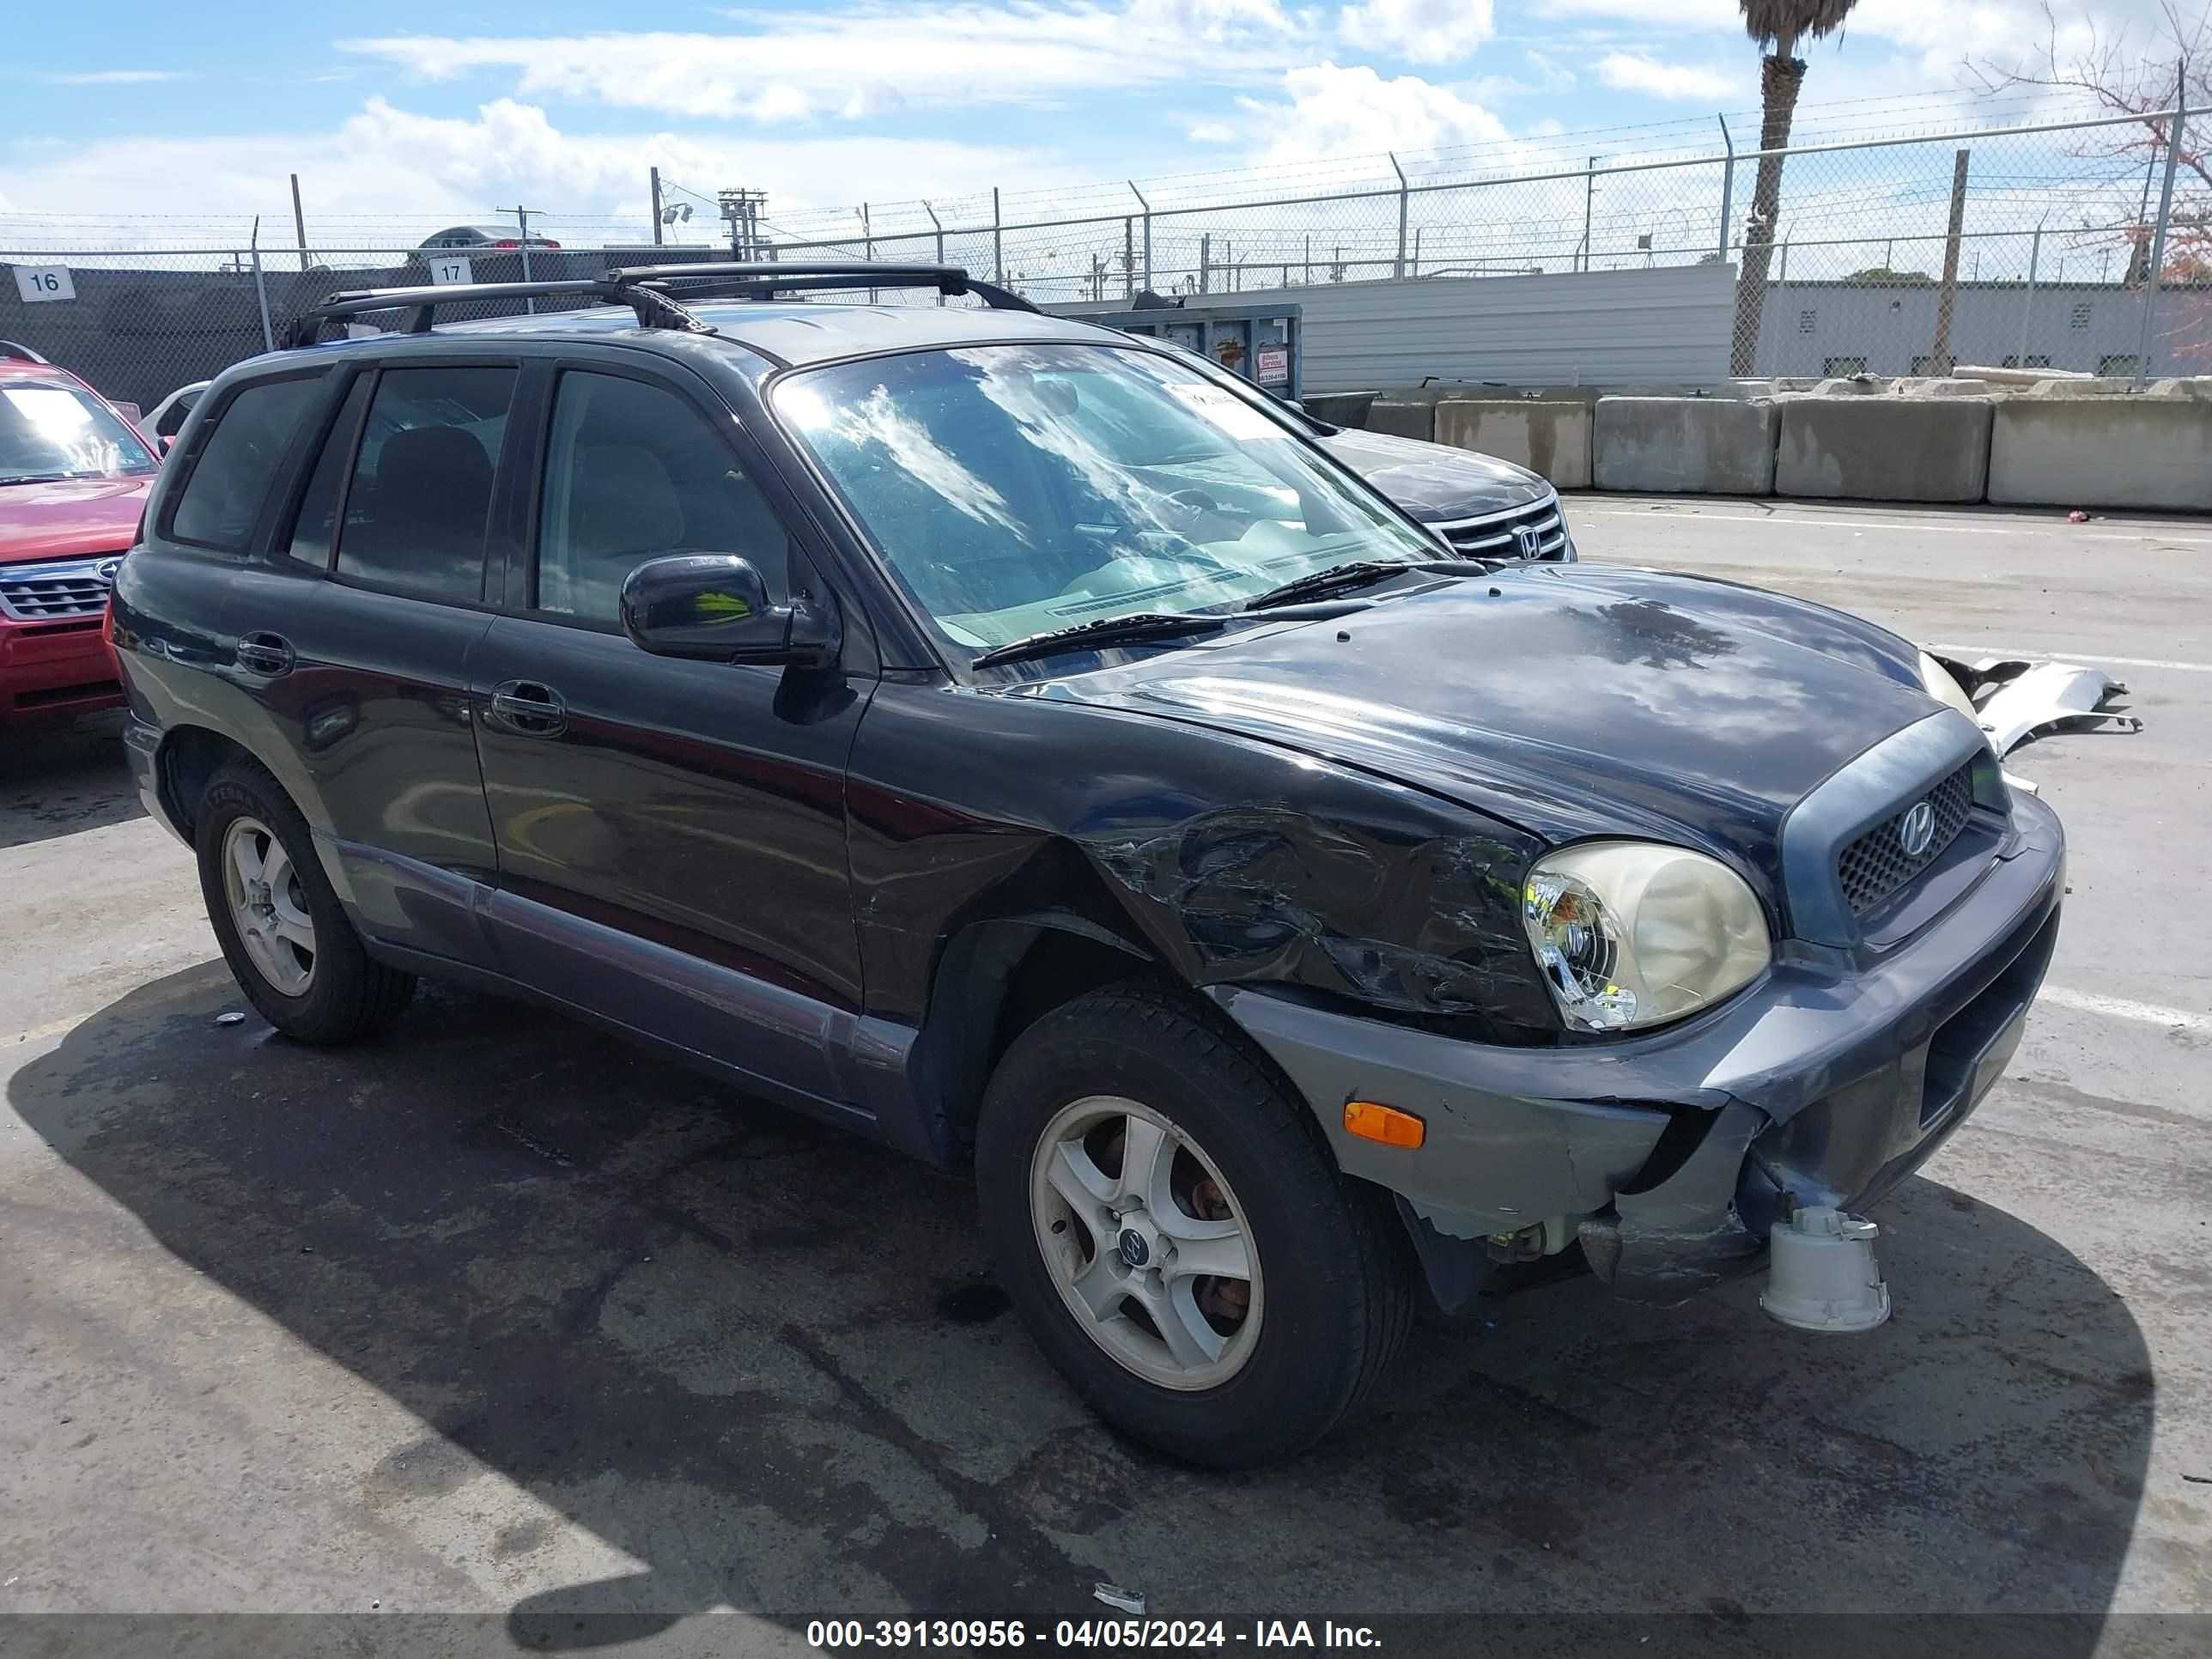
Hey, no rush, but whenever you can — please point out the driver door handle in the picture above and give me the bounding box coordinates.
[489,679,568,737]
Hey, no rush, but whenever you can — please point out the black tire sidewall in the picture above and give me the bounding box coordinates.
[976,988,1390,1468]
[194,763,388,1041]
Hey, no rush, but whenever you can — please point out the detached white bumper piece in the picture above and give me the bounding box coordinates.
[1761,1206,1893,1334]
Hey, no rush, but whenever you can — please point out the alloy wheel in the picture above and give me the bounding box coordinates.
[1028,1094,1263,1390]
[222,816,316,996]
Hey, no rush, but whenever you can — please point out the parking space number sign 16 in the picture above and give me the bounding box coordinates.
[13,266,76,303]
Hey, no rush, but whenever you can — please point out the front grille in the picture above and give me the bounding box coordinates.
[1837,762,1977,918]
[1432,495,1571,561]
[0,556,120,621]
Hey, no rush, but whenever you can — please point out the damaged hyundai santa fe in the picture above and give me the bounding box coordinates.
[111,263,2063,1468]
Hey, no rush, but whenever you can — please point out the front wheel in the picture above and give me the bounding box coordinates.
[975,983,1412,1468]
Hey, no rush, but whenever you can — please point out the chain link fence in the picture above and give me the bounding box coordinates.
[5,103,2202,413]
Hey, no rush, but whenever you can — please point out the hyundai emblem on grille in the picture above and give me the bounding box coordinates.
[1898,799,1936,859]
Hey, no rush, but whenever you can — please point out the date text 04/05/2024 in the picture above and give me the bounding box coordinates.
[805,1620,1382,1649]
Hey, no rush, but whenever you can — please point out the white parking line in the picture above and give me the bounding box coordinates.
[2039,986,2212,1036]
[1578,507,2016,536]
[1925,642,2212,674]
[1577,506,2212,546]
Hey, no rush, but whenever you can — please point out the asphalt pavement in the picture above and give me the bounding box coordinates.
[2,495,2207,1654]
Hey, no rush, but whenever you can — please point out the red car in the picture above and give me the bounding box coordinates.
[0,343,161,726]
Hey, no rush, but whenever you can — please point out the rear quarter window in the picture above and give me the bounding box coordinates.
[166,374,325,553]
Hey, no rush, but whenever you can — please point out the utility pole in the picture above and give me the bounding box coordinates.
[289,173,309,271]
[497,205,542,311]
[718,189,767,259]
[1390,151,1408,280]
[2131,63,2187,386]
[1582,155,1598,272]
[650,167,664,247]
[1929,149,1970,373]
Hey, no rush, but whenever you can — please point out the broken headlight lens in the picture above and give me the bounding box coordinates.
[1522,842,1771,1034]
[1917,652,1985,732]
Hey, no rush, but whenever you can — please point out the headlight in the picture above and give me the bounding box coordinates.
[1917,651,1985,732]
[1522,842,1771,1033]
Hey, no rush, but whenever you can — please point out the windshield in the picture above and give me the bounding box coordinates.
[0,382,158,485]
[773,343,1433,654]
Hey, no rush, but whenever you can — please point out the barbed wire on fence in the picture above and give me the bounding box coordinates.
[5,97,2203,409]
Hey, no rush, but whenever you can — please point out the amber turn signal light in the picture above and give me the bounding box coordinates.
[1343,1100,1425,1149]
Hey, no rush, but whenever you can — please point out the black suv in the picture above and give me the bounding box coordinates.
[112,263,2064,1468]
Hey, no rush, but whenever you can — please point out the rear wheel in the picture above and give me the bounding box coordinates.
[975,983,1412,1468]
[196,759,415,1042]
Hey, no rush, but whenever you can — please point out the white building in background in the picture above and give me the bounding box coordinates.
[1753,279,2209,380]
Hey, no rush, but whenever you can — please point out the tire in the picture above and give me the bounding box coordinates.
[975,981,1413,1468]
[195,757,416,1042]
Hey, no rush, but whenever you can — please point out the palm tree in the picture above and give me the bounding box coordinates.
[1730,0,1862,374]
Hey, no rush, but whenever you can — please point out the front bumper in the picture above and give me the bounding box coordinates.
[0,617,121,723]
[1212,788,2064,1305]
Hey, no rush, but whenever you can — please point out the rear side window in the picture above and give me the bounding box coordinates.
[285,375,371,569]
[535,370,792,624]
[167,376,323,552]
[155,387,202,440]
[336,365,516,601]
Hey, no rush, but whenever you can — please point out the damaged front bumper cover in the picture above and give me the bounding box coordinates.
[1211,788,2064,1307]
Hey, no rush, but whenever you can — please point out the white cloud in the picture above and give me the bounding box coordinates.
[0,98,1057,236]
[1534,0,1735,29]
[1337,0,1496,66]
[1186,119,1241,143]
[342,3,1319,125]
[38,69,191,85]
[1249,62,1512,166]
[1595,52,1736,101]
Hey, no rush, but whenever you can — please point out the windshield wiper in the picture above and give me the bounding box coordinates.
[1243,560,1419,611]
[3,473,76,487]
[969,611,1228,669]
[1243,556,1498,612]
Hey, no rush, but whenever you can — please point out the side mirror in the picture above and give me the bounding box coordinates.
[619,555,838,668]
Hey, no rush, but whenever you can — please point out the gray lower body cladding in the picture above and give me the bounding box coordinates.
[1213,788,2065,1304]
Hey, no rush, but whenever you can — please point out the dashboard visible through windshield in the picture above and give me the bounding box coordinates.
[0,382,158,487]
[772,343,1433,657]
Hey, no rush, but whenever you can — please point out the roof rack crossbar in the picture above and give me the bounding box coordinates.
[282,257,1038,348]
[284,276,717,349]
[613,260,1040,313]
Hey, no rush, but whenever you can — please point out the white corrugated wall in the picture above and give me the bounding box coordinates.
[1058,264,1736,392]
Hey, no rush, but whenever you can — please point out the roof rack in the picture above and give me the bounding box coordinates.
[1,339,52,364]
[285,276,714,349]
[615,261,1039,313]
[284,259,1038,349]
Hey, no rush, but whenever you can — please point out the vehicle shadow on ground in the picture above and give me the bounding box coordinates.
[9,965,2154,1650]
[0,714,142,850]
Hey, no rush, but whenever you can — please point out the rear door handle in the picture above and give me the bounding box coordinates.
[489,678,568,736]
[235,630,295,677]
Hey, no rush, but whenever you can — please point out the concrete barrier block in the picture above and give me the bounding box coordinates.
[1365,399,1435,441]
[1594,397,1777,496]
[1774,397,1992,502]
[1434,398,1593,489]
[1989,398,2212,512]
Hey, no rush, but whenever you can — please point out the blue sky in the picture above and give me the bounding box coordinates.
[1,0,2181,240]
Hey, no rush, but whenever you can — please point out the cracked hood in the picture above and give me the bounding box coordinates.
[1041,563,1938,893]
[1316,428,1549,521]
